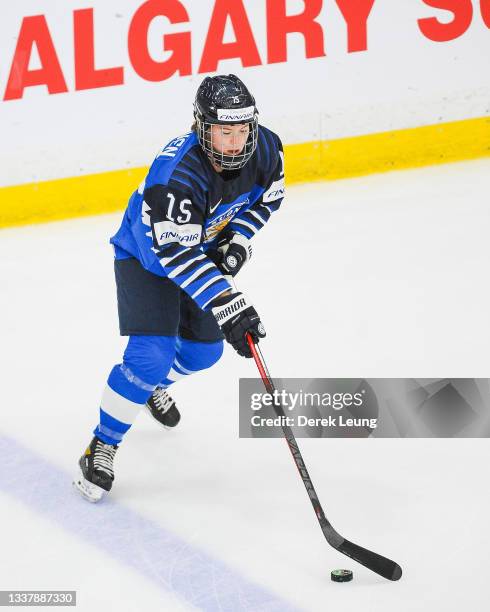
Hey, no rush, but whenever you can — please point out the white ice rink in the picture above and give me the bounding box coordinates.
[1,159,489,611]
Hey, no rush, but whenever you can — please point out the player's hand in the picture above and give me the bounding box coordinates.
[211,291,265,357]
[216,233,252,277]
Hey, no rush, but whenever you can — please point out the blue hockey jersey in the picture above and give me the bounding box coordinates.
[110,126,284,311]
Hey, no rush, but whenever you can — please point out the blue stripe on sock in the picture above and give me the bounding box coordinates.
[120,364,155,392]
[108,365,154,404]
[95,409,132,445]
[94,424,124,445]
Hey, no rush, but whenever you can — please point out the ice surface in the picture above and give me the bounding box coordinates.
[1,159,489,611]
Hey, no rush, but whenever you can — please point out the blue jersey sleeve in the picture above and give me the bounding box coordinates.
[228,131,285,239]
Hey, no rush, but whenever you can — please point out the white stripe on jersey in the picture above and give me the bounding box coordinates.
[232,218,258,233]
[180,262,215,288]
[191,275,223,299]
[168,254,206,279]
[160,247,192,267]
[248,209,267,225]
[262,205,274,214]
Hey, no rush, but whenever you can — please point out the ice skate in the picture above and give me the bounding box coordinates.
[145,387,181,429]
[73,436,118,502]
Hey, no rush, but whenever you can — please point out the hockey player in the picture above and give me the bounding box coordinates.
[74,74,285,502]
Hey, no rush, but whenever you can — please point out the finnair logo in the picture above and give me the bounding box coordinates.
[153,221,201,247]
[161,231,199,243]
[263,178,285,203]
[217,106,254,122]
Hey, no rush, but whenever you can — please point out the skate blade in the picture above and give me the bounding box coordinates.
[72,469,106,503]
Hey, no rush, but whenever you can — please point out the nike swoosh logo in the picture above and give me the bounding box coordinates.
[209,198,222,215]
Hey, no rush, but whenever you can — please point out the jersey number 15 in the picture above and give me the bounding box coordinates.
[166,192,192,224]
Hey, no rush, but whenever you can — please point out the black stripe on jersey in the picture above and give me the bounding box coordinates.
[191,274,225,300]
[228,221,254,239]
[169,173,205,203]
[179,160,208,192]
[164,252,206,279]
[264,128,279,173]
[186,150,210,177]
[258,129,270,170]
[264,201,281,213]
[248,205,270,223]
[182,264,219,289]
[186,148,218,186]
[185,150,201,164]
[156,244,192,267]
[155,241,182,260]
[239,213,263,231]
[255,134,263,167]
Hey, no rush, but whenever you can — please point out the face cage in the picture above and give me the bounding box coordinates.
[196,116,258,170]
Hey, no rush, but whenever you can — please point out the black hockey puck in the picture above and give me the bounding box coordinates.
[331,569,353,582]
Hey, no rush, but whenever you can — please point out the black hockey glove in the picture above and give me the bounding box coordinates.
[208,233,252,277]
[211,292,266,358]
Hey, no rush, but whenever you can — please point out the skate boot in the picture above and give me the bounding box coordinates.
[73,436,118,502]
[145,387,181,429]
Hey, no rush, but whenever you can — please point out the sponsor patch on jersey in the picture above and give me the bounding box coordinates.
[262,178,285,203]
[153,220,202,247]
[212,201,247,225]
[204,218,232,242]
[217,106,255,122]
[204,200,248,242]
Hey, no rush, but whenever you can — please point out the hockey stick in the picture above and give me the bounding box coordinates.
[246,333,402,581]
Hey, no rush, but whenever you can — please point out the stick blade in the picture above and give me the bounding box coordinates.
[339,539,402,581]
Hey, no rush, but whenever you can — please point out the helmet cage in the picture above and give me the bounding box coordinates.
[195,115,258,171]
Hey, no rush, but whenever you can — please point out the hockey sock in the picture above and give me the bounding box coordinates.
[158,338,223,388]
[94,336,177,445]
